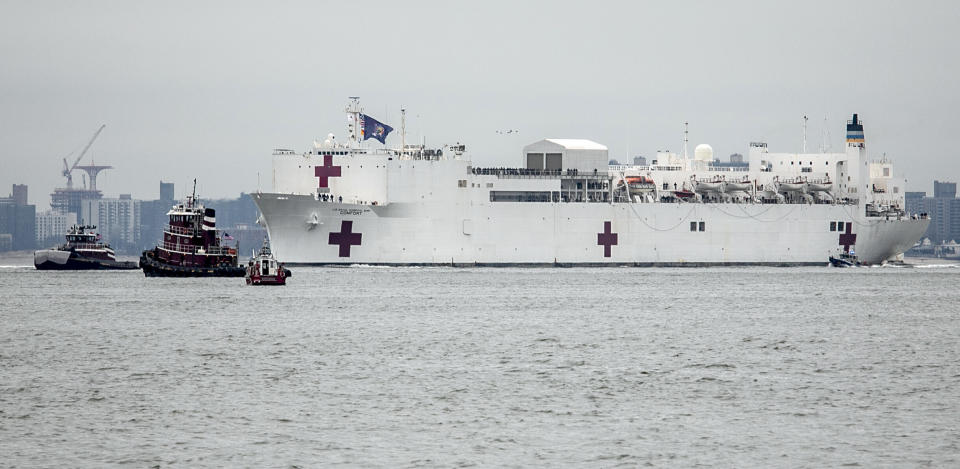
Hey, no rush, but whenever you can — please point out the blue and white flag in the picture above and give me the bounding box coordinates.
[359,113,393,144]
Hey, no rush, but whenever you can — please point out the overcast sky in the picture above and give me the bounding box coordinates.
[2,0,958,205]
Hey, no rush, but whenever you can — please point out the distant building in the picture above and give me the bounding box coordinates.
[49,187,102,216]
[633,156,647,166]
[203,193,265,255]
[0,184,36,251]
[160,181,174,201]
[79,195,141,253]
[139,181,177,252]
[608,159,620,165]
[919,181,960,244]
[933,180,956,199]
[905,191,925,217]
[36,210,76,248]
[12,184,28,206]
[730,153,744,163]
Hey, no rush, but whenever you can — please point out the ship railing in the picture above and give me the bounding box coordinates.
[705,166,750,172]
[164,224,199,236]
[63,242,108,251]
[471,167,613,179]
[159,240,234,256]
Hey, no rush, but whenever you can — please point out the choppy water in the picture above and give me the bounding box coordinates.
[1,263,959,467]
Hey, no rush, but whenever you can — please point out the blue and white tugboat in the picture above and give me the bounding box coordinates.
[139,182,245,277]
[34,224,139,270]
[829,251,862,267]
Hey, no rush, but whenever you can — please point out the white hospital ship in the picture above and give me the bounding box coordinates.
[253,99,929,266]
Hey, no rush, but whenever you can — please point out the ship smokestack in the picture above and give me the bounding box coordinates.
[846,113,864,143]
[202,208,216,231]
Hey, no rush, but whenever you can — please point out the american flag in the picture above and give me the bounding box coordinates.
[223,232,234,240]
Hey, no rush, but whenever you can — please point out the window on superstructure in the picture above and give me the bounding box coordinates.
[690,222,697,232]
[837,221,844,231]
[699,222,705,232]
[830,221,836,231]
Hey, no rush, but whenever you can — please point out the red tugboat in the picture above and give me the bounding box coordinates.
[245,238,289,285]
[139,182,245,277]
[34,224,139,270]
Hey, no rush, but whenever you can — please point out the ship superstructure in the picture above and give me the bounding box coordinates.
[253,100,929,266]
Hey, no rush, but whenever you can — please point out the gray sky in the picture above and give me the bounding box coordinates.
[2,0,959,206]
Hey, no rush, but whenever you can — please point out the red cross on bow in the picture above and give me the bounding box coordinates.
[329,220,362,257]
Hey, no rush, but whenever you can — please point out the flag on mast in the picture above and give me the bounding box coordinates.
[359,113,393,144]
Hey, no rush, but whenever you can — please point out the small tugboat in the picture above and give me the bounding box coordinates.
[34,224,139,270]
[829,251,862,267]
[139,181,245,277]
[245,239,290,285]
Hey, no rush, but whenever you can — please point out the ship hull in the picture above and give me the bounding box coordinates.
[34,249,139,270]
[253,193,930,266]
[139,250,245,277]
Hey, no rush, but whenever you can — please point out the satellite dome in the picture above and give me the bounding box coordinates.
[694,143,714,161]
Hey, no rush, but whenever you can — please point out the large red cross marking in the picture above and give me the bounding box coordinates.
[597,221,618,258]
[329,220,362,257]
[314,154,342,188]
[839,223,857,253]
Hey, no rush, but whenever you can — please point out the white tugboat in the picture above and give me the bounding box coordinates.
[34,224,139,270]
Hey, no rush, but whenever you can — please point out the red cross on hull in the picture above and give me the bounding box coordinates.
[839,223,857,253]
[329,220,362,257]
[315,154,342,188]
[597,221,618,257]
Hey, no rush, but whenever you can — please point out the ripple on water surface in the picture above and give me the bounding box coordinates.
[1,265,959,467]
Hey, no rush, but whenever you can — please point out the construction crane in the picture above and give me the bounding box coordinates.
[61,124,105,189]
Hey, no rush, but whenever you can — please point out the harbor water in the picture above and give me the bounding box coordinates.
[1,263,958,467]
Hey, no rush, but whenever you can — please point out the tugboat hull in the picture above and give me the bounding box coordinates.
[139,250,245,277]
[245,274,287,285]
[828,255,861,268]
[34,249,139,270]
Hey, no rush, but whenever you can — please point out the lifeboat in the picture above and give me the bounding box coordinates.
[695,180,723,193]
[807,181,833,192]
[724,180,753,192]
[622,175,656,191]
[777,180,805,192]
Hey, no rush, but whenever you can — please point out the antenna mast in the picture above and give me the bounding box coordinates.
[819,115,832,153]
[347,97,362,146]
[190,178,197,208]
[401,107,406,159]
[802,115,808,153]
[683,122,689,159]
